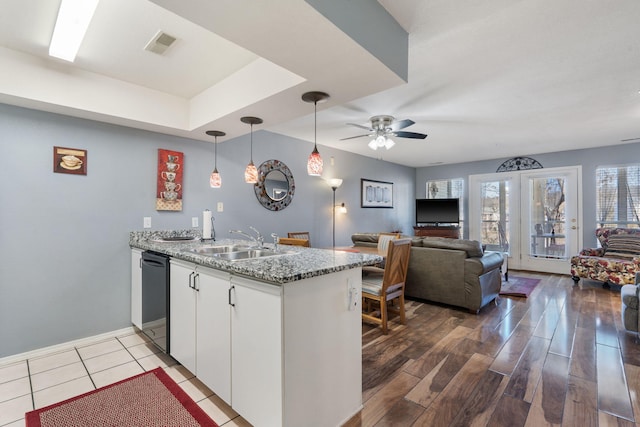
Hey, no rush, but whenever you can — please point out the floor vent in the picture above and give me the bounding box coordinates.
[144,31,177,55]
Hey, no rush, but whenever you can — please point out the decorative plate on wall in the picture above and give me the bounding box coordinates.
[496,156,543,172]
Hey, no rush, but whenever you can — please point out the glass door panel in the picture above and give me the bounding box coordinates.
[520,167,580,274]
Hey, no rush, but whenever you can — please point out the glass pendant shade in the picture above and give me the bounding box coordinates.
[205,130,225,188]
[206,130,225,188]
[210,169,221,188]
[244,161,258,183]
[240,116,263,184]
[307,146,323,176]
[302,91,329,176]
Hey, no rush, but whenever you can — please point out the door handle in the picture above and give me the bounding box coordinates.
[193,273,199,291]
[188,272,195,289]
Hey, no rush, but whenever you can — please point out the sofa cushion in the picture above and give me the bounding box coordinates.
[420,237,484,257]
[603,234,640,259]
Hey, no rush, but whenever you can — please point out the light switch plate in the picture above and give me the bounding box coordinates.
[143,217,151,228]
[217,202,224,212]
[192,217,198,227]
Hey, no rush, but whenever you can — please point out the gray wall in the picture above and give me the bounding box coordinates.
[416,143,640,246]
[0,104,414,358]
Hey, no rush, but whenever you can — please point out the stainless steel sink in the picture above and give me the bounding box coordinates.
[213,249,295,261]
[185,245,251,255]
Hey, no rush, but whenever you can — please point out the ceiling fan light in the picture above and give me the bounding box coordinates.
[307,147,323,176]
[244,161,258,183]
[368,139,378,150]
[209,169,221,188]
[384,138,395,150]
[375,135,386,147]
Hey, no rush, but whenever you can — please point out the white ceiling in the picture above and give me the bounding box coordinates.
[1,0,639,168]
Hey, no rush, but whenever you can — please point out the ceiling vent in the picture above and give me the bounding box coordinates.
[144,30,177,55]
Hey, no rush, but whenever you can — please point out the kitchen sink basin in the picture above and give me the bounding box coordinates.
[213,249,295,261]
[185,245,251,255]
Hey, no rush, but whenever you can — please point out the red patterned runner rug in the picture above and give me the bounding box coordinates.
[499,276,541,298]
[25,367,218,427]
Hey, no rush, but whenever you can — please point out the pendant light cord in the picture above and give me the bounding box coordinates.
[314,101,318,150]
[214,136,217,169]
[250,123,254,162]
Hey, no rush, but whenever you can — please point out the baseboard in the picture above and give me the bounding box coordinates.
[0,326,136,366]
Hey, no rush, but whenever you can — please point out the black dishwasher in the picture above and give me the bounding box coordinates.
[141,251,170,353]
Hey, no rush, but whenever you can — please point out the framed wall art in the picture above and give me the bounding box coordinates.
[156,148,183,211]
[53,146,87,175]
[361,178,393,208]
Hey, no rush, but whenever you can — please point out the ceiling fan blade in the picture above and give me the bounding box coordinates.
[390,119,415,131]
[339,134,371,141]
[346,123,373,131]
[394,131,427,139]
[622,137,640,142]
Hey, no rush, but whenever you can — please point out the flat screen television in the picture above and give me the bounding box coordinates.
[416,198,459,225]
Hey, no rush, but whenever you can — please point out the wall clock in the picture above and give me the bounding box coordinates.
[496,156,543,172]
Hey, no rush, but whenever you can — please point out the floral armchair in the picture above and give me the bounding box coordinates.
[571,228,640,286]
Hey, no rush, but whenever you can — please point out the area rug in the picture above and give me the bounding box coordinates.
[25,367,218,427]
[499,276,541,298]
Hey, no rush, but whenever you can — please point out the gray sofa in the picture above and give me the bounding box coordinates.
[352,233,504,313]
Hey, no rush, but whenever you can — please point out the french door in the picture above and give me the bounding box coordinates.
[469,166,582,274]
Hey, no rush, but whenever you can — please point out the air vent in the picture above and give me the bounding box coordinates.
[144,30,177,55]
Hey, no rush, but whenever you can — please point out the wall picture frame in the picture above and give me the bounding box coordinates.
[361,178,393,208]
[53,146,87,175]
[156,148,183,211]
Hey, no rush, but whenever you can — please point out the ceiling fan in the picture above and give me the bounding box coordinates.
[340,115,427,150]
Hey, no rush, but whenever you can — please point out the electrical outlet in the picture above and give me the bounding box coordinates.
[217,202,224,212]
[143,217,151,228]
[192,217,198,227]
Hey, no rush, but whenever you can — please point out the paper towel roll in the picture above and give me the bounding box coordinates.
[202,210,212,239]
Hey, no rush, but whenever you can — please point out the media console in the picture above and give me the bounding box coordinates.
[413,225,460,239]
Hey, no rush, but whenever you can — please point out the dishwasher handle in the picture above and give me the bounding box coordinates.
[141,259,166,268]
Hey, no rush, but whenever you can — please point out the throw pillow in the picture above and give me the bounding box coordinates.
[603,234,640,259]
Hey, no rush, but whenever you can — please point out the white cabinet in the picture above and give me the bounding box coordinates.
[168,258,362,427]
[130,249,143,329]
[230,277,282,427]
[170,260,231,403]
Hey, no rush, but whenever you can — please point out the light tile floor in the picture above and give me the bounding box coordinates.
[0,330,251,426]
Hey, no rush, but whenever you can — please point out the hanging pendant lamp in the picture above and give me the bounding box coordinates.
[205,130,225,188]
[302,91,330,176]
[240,116,262,184]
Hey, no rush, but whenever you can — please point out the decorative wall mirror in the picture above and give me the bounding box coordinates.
[254,159,295,210]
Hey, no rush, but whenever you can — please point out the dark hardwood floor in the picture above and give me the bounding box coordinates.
[346,271,640,427]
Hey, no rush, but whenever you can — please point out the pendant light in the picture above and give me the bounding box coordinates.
[205,130,225,188]
[240,116,262,184]
[302,91,330,176]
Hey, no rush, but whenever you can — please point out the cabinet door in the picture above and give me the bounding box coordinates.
[169,261,197,374]
[195,267,231,404]
[231,278,282,427]
[130,249,143,329]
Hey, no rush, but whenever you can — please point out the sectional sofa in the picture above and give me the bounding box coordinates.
[351,233,504,313]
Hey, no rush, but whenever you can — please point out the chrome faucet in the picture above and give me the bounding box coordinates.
[229,226,264,248]
[271,233,279,251]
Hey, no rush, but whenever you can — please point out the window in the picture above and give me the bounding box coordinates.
[426,178,464,235]
[596,165,640,228]
[426,179,464,200]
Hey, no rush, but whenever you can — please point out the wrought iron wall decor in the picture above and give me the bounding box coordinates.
[496,156,543,172]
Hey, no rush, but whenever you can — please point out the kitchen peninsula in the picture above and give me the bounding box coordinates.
[130,231,381,427]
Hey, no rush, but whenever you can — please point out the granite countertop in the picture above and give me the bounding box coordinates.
[129,230,382,285]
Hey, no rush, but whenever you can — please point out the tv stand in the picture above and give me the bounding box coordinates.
[414,225,460,239]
